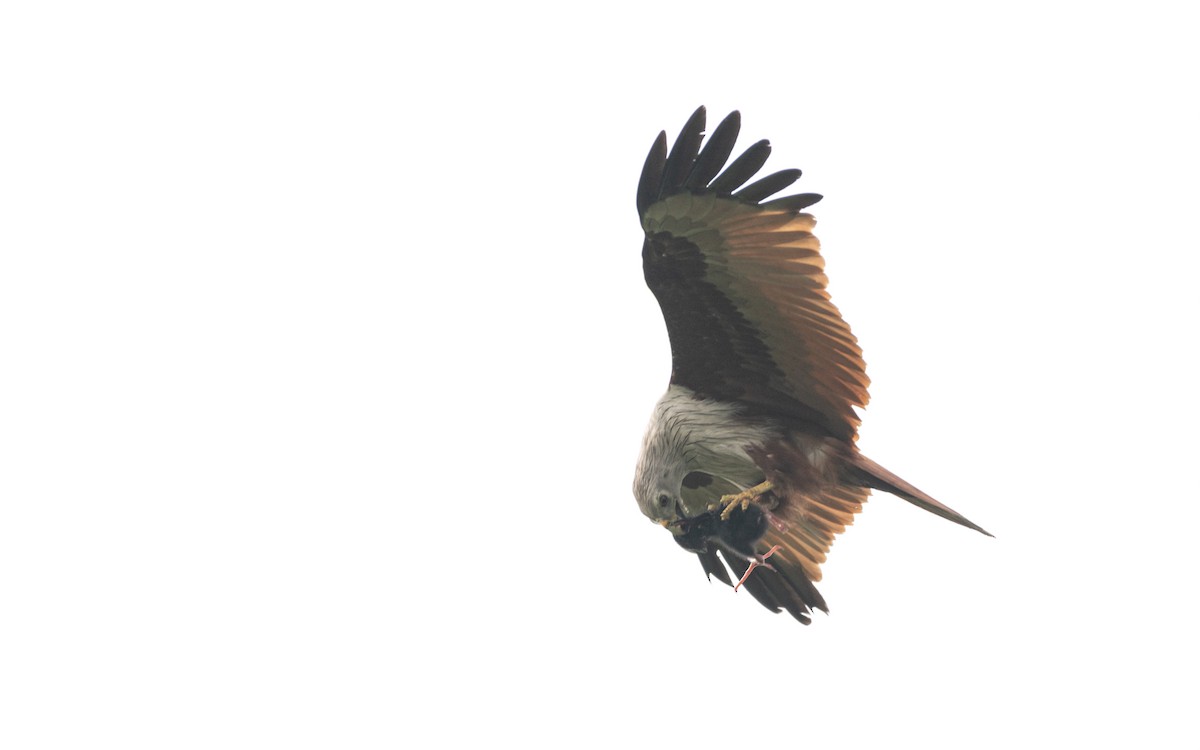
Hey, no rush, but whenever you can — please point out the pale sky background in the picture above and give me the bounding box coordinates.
[3,2,1198,748]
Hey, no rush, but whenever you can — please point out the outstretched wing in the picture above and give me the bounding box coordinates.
[639,106,869,442]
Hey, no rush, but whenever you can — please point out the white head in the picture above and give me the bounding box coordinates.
[633,395,693,525]
[633,441,689,525]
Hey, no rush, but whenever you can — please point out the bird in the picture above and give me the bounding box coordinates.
[632,106,990,625]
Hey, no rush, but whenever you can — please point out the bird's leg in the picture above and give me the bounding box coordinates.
[714,480,776,521]
[734,544,782,592]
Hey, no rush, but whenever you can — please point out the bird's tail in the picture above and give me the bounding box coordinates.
[847,452,993,537]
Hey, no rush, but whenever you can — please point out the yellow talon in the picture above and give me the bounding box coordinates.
[716,480,776,521]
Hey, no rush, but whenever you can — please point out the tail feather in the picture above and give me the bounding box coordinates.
[848,453,993,537]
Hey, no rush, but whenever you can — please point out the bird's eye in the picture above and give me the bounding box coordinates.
[657,494,671,509]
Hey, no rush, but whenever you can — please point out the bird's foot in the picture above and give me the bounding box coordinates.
[713,480,776,521]
[734,545,782,592]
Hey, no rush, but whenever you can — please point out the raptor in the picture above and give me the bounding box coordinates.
[633,107,990,624]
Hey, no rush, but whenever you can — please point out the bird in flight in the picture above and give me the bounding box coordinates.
[633,107,990,624]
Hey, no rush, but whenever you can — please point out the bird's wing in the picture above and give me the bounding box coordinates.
[639,107,868,442]
[701,484,869,624]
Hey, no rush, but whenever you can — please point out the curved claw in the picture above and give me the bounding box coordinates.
[716,480,776,521]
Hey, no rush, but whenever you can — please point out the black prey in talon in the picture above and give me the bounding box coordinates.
[672,504,771,561]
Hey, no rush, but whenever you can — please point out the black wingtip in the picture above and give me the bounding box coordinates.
[686,110,741,189]
[639,108,819,218]
[709,139,772,195]
[659,106,708,198]
[735,168,803,203]
[762,193,823,212]
[636,131,668,217]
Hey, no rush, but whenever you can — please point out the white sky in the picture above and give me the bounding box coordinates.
[3,2,1198,747]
